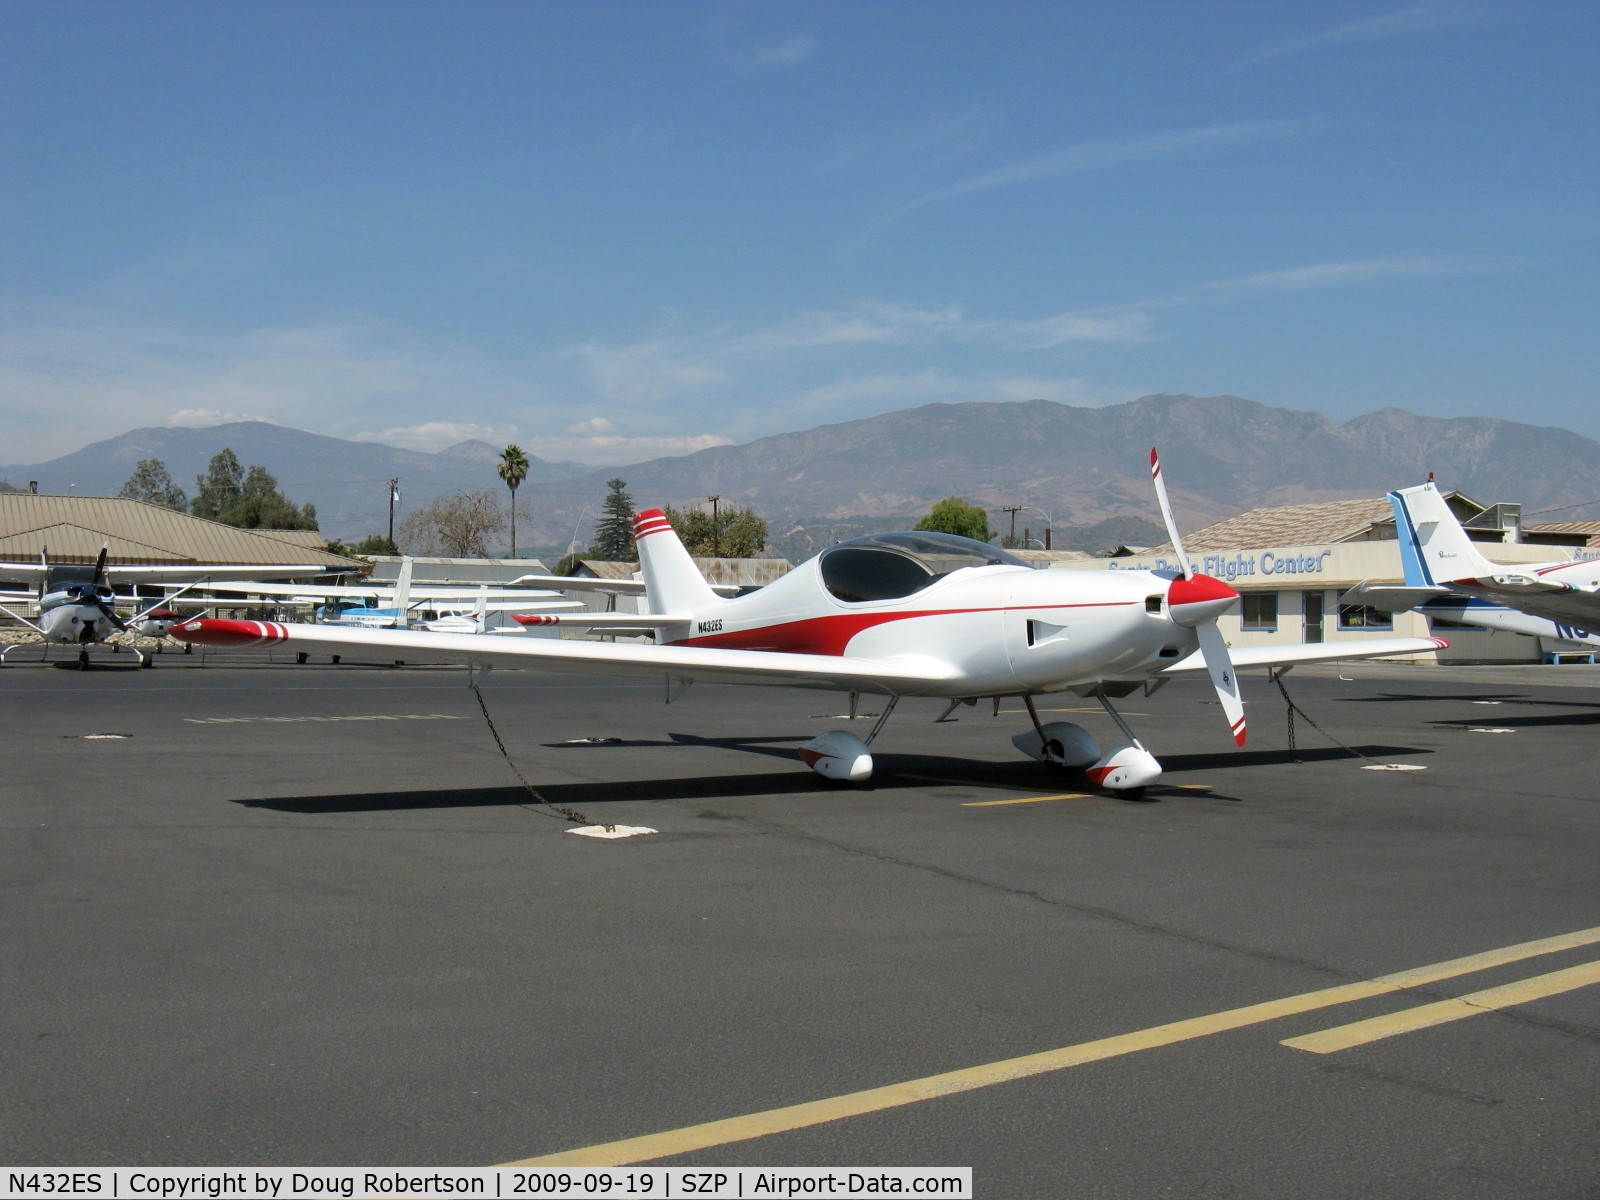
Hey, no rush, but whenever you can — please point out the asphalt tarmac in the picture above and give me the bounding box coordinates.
[4,650,1599,1198]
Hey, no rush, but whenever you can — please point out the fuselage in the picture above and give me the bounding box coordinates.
[38,575,121,645]
[662,555,1206,698]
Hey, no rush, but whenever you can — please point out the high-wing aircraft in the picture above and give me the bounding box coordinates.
[156,557,581,629]
[170,451,1444,796]
[1347,482,1600,650]
[0,548,337,668]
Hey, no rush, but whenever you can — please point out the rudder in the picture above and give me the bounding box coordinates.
[1387,483,1496,586]
[632,509,723,616]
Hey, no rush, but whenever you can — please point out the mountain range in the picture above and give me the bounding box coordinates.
[6,395,1597,555]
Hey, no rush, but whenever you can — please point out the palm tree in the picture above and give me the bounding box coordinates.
[497,444,531,557]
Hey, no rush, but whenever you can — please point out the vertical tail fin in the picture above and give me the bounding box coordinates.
[1386,483,1496,586]
[393,556,414,628]
[632,509,721,615]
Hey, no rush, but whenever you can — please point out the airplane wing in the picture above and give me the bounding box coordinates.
[170,618,959,693]
[160,580,569,601]
[1445,579,1600,632]
[1341,581,1451,612]
[0,562,351,585]
[1159,636,1447,675]
[510,572,743,598]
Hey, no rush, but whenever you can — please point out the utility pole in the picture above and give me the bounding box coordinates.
[1000,505,1022,549]
[387,478,400,547]
[707,494,722,557]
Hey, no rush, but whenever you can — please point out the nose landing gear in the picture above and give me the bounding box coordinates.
[1014,694,1162,798]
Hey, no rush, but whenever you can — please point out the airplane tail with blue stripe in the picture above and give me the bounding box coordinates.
[1386,482,1497,587]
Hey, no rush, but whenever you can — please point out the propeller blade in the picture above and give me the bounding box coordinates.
[94,544,110,585]
[1195,618,1246,747]
[1148,447,1192,578]
[93,596,131,633]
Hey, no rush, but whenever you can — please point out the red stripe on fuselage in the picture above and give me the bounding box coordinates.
[672,602,1134,657]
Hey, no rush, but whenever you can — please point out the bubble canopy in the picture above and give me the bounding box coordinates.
[819,531,1031,603]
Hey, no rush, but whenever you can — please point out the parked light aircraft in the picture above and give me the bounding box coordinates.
[170,452,1444,796]
[0,548,336,668]
[1348,482,1600,650]
[158,557,582,630]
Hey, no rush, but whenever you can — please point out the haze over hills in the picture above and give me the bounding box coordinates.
[543,394,1600,553]
[1,422,587,539]
[6,395,1597,551]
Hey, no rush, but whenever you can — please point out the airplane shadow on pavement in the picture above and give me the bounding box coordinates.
[229,731,1432,814]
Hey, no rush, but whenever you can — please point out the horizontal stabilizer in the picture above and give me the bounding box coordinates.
[1341,581,1450,612]
[512,612,690,628]
[510,572,742,598]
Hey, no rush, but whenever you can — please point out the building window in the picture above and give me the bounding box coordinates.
[1240,592,1278,630]
[1338,598,1393,630]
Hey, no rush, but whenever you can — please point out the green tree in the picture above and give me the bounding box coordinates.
[398,490,506,558]
[220,491,319,530]
[325,533,398,561]
[914,497,994,542]
[587,478,637,561]
[353,534,399,556]
[497,444,531,557]
[190,451,316,529]
[660,502,769,557]
[191,449,245,519]
[119,458,187,510]
[553,551,586,576]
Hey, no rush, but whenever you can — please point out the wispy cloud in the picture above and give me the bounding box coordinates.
[740,34,816,70]
[1242,1,1497,66]
[706,15,817,75]
[165,408,273,427]
[1185,254,1525,301]
[0,299,530,462]
[573,300,1153,408]
[352,422,520,452]
[902,118,1329,212]
[526,431,734,466]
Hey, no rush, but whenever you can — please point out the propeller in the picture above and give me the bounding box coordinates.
[83,546,130,633]
[1150,448,1247,747]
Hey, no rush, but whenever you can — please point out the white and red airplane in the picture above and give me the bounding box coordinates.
[169,451,1445,796]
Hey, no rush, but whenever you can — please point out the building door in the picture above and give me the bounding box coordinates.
[1303,591,1324,643]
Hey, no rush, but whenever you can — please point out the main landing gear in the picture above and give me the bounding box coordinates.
[799,695,899,782]
[1011,693,1162,799]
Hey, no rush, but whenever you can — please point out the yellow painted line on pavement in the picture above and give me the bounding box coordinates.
[962,792,1088,807]
[1282,959,1600,1054]
[499,924,1600,1168]
[997,707,1148,716]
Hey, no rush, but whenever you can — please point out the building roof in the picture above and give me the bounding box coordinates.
[1011,549,1099,568]
[0,493,361,571]
[1149,497,1397,553]
[693,557,794,587]
[575,560,640,581]
[1529,522,1600,547]
[575,558,795,587]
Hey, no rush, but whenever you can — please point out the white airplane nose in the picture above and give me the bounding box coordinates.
[1166,573,1240,627]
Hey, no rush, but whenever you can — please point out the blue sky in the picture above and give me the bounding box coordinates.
[3,0,1596,465]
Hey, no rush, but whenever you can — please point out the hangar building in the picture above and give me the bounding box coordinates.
[0,492,363,584]
[1087,493,1597,664]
